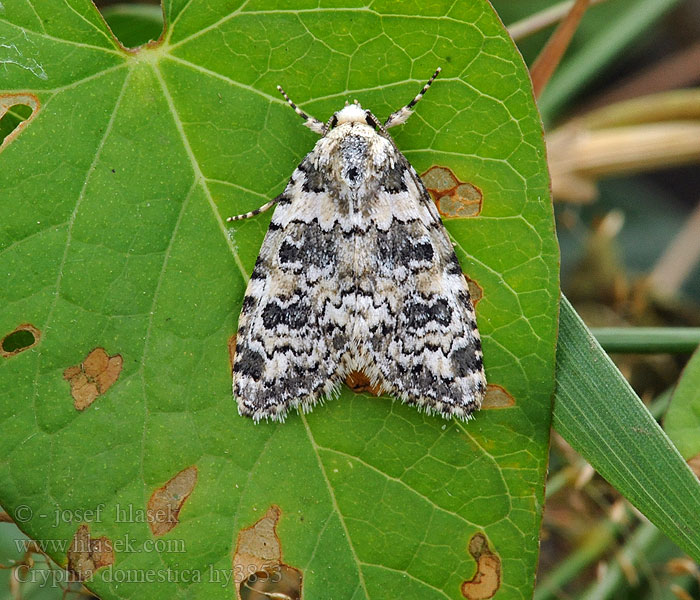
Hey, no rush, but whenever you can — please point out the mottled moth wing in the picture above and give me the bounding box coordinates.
[233,158,349,422]
[233,152,485,422]
[360,157,486,420]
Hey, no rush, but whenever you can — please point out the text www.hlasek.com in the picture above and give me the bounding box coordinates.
[14,535,185,554]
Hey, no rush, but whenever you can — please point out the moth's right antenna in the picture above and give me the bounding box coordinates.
[384,67,441,129]
[277,85,325,135]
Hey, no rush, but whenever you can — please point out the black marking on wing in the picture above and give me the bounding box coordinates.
[298,158,326,193]
[382,162,409,193]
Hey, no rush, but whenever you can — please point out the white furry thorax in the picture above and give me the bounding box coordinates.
[312,116,394,191]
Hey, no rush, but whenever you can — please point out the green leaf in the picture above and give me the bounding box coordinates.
[0,2,558,599]
[665,347,700,461]
[553,296,700,562]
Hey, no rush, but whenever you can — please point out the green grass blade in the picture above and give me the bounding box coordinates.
[553,295,700,562]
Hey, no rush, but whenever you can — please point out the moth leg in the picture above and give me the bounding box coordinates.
[226,195,283,222]
[277,85,326,135]
[384,67,441,129]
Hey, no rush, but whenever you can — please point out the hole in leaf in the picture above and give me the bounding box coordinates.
[0,95,39,151]
[67,524,114,581]
[0,104,31,142]
[98,3,165,49]
[240,565,302,600]
[234,506,303,600]
[482,385,516,409]
[465,275,483,307]
[1,324,40,357]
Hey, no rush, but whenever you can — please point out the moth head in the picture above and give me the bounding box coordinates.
[327,103,382,132]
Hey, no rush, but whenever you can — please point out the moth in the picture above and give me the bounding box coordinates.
[228,69,486,422]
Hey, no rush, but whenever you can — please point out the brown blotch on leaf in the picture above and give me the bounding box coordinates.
[0,94,40,151]
[63,348,122,411]
[345,370,384,397]
[1,323,41,357]
[465,276,483,307]
[482,385,516,410]
[461,532,501,600]
[688,453,700,479]
[234,505,303,600]
[67,524,114,581]
[422,166,483,218]
[147,465,198,537]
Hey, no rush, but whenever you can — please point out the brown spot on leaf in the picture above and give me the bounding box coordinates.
[147,466,198,537]
[345,370,384,397]
[688,453,700,479]
[465,276,483,307]
[461,532,501,600]
[234,506,303,600]
[482,385,516,410]
[422,166,483,218]
[1,323,41,357]
[63,348,122,411]
[67,524,114,581]
[0,94,40,151]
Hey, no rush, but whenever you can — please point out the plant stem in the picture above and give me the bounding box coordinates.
[530,0,592,99]
[508,0,609,41]
[591,328,700,353]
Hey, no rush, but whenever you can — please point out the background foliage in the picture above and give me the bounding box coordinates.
[0,1,558,599]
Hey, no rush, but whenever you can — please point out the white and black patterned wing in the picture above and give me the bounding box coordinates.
[232,157,351,422]
[356,157,486,420]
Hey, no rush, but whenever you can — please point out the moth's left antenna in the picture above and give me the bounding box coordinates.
[277,86,326,135]
[226,197,280,222]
